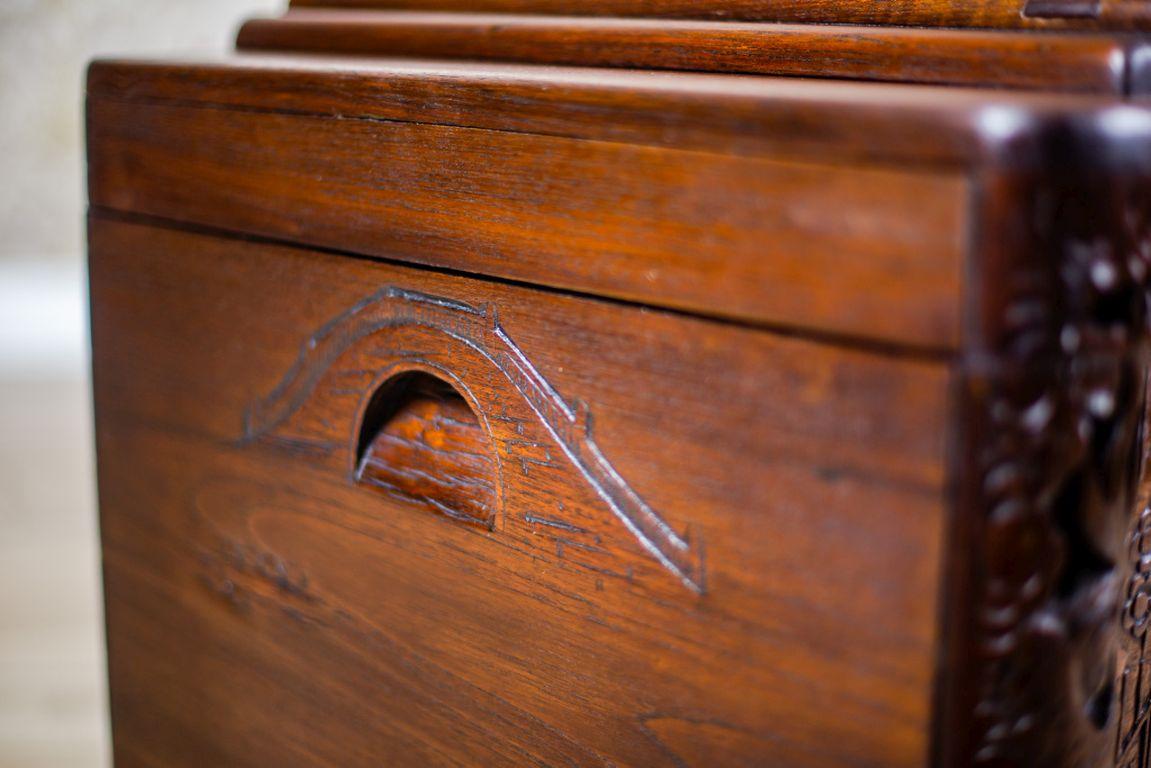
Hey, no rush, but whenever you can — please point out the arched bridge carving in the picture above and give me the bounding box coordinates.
[244,287,704,593]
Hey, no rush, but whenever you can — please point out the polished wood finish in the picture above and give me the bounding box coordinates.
[87,5,1151,767]
[941,148,1151,768]
[85,56,1142,171]
[355,372,499,528]
[86,88,968,349]
[288,0,1151,30]
[91,216,950,767]
[237,10,1146,93]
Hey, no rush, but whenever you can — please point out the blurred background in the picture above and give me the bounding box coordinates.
[0,2,278,765]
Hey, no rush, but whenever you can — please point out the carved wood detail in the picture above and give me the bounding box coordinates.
[244,287,705,593]
[1118,368,1151,766]
[959,167,1151,766]
[355,371,500,528]
[1119,496,1151,767]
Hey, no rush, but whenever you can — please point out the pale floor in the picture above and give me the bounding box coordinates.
[2,2,281,763]
[0,261,110,767]
[0,377,108,768]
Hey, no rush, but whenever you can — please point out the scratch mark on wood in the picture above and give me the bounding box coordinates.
[523,513,587,534]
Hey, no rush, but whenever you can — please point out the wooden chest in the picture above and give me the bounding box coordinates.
[86,2,1151,766]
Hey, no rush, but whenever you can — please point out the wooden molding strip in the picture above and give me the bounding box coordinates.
[238,10,1140,93]
[85,56,1151,171]
[286,0,1151,31]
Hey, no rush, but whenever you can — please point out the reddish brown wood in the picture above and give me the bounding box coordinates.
[85,56,1141,169]
[85,93,967,350]
[85,15,1151,768]
[90,215,951,767]
[237,10,1142,93]
[355,372,499,528]
[287,0,1151,30]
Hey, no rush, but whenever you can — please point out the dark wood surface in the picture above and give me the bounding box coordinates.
[355,372,501,528]
[939,146,1151,766]
[85,55,1151,353]
[86,14,1151,767]
[237,10,1148,93]
[90,215,951,767]
[86,55,1145,170]
[86,92,967,351]
[287,0,1151,30]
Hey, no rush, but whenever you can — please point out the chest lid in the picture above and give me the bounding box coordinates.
[87,50,1151,354]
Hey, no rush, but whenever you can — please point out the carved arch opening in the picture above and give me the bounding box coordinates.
[353,367,502,530]
[243,286,705,593]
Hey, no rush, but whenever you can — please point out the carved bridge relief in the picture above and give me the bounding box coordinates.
[242,287,704,594]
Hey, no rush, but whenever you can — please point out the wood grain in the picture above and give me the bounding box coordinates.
[237,10,1141,93]
[86,95,968,350]
[90,214,951,767]
[355,372,499,529]
[86,56,1142,171]
[286,0,1151,30]
[84,33,1151,768]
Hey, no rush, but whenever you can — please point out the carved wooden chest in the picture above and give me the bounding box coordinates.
[86,2,1151,766]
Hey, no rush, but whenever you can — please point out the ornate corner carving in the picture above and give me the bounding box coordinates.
[959,172,1151,766]
[1118,494,1151,767]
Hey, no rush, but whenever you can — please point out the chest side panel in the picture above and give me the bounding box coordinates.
[90,216,952,768]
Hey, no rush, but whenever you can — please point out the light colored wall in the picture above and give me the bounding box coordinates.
[0,4,283,767]
[0,0,281,263]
